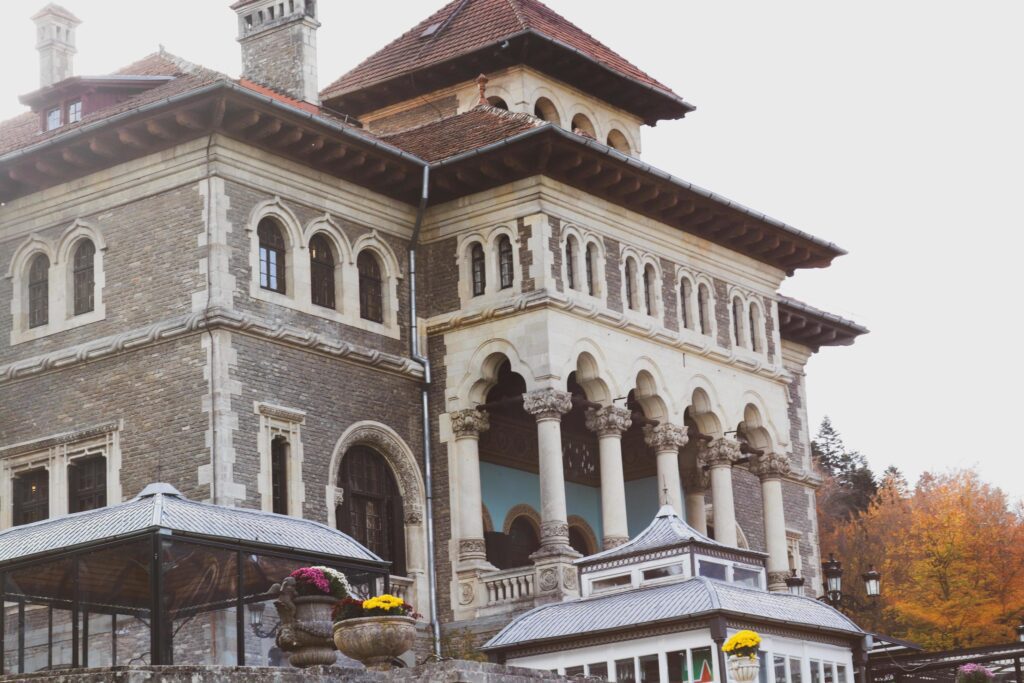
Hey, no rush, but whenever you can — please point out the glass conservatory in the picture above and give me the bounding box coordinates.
[0,483,389,675]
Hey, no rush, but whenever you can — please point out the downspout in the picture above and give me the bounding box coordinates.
[408,164,441,657]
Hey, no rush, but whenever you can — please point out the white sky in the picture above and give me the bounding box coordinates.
[1,1,1021,500]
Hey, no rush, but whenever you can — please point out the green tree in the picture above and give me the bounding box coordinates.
[812,417,877,524]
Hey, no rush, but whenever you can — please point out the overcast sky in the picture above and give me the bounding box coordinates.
[1,1,1021,501]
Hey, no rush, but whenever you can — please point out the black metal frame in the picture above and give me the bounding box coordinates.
[869,642,1024,683]
[0,527,389,674]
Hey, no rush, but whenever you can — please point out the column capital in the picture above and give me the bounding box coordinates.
[450,409,490,439]
[643,423,689,452]
[750,451,792,480]
[700,437,742,468]
[523,388,573,420]
[585,405,632,437]
[682,467,710,493]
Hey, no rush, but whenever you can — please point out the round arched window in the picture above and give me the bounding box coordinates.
[337,446,406,576]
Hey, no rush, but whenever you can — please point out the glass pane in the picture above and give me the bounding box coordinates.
[162,541,238,666]
[617,658,637,682]
[589,662,609,679]
[640,654,661,682]
[790,658,803,683]
[837,666,848,683]
[692,647,715,683]
[733,567,761,588]
[593,574,632,591]
[811,661,822,683]
[758,653,769,683]
[3,602,16,674]
[643,564,684,582]
[85,612,113,667]
[566,665,585,676]
[775,655,788,683]
[698,561,727,581]
[823,663,835,683]
[668,650,688,683]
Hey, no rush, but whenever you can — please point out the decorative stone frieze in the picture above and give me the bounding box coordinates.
[700,437,742,468]
[458,538,487,560]
[539,521,570,542]
[522,389,573,420]
[584,405,632,437]
[602,535,630,550]
[450,409,490,439]
[642,423,689,451]
[750,451,793,480]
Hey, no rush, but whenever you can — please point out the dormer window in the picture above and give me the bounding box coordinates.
[68,100,82,124]
[45,107,61,131]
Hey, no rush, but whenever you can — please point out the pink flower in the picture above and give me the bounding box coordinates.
[290,567,331,594]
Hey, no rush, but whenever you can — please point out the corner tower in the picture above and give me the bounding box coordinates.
[233,0,320,104]
[32,3,81,88]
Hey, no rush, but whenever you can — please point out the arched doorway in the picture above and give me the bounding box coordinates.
[336,446,407,576]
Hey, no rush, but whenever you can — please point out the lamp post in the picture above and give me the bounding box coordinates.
[862,565,881,599]
[820,555,882,611]
[822,554,843,607]
[1016,624,1024,643]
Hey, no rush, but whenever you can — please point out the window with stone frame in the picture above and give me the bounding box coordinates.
[72,239,96,316]
[680,277,693,330]
[624,257,638,310]
[585,242,598,296]
[787,532,803,574]
[357,250,384,323]
[470,242,486,296]
[28,253,50,329]
[257,218,287,294]
[255,403,304,517]
[643,263,657,316]
[697,283,712,335]
[498,235,514,290]
[68,455,106,513]
[337,446,406,576]
[565,235,578,290]
[308,233,336,309]
[13,469,48,527]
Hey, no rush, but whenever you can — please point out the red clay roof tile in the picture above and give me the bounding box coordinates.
[380,105,545,163]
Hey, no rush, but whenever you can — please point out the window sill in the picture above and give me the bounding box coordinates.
[250,286,400,339]
[10,306,106,346]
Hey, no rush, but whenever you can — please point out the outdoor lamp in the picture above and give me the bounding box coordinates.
[785,570,805,597]
[1017,624,1024,642]
[822,554,843,606]
[862,565,881,599]
[249,602,265,629]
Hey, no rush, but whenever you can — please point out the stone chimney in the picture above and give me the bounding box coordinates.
[32,3,81,88]
[233,0,320,104]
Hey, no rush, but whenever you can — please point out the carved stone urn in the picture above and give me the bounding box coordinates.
[728,655,761,683]
[272,577,338,668]
[332,616,417,671]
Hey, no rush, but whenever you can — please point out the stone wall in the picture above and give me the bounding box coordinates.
[364,96,460,135]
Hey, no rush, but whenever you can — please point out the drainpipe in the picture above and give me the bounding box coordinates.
[408,164,441,658]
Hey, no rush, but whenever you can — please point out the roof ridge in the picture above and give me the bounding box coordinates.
[502,0,529,30]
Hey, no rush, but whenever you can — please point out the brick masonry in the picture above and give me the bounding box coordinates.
[517,218,535,294]
[367,96,460,136]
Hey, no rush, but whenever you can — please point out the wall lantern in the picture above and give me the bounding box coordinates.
[862,565,882,599]
[822,554,843,607]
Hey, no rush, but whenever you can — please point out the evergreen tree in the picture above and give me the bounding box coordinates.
[812,417,877,521]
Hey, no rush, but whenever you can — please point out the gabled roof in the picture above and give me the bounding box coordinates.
[321,0,694,124]
[381,104,545,162]
[0,483,384,567]
[578,505,764,569]
[482,576,864,653]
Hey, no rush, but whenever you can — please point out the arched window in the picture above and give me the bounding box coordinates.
[28,254,49,329]
[470,242,486,297]
[571,113,596,139]
[607,129,631,155]
[569,526,593,557]
[749,303,763,353]
[357,251,384,323]
[72,239,95,315]
[624,258,637,310]
[534,97,560,126]
[271,436,289,515]
[585,242,597,296]
[337,446,406,576]
[309,234,335,309]
[502,516,540,570]
[565,235,578,290]
[498,235,514,290]
[644,264,657,316]
[732,298,745,347]
[698,284,711,335]
[487,96,509,110]
[257,218,287,294]
[680,278,693,330]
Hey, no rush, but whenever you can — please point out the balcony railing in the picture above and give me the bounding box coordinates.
[482,566,535,606]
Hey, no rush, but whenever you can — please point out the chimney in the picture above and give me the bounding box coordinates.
[233,0,320,104]
[32,3,81,89]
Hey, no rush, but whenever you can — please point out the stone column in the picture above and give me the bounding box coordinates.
[682,466,710,535]
[643,423,689,515]
[450,409,492,568]
[523,388,576,555]
[751,451,793,592]
[703,438,741,547]
[585,405,633,549]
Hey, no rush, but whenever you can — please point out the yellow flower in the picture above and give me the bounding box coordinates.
[362,594,405,611]
[722,630,761,652]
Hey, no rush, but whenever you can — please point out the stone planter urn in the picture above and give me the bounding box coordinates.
[333,615,417,671]
[728,654,761,683]
[272,577,338,668]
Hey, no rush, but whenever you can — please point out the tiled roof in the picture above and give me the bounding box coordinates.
[0,483,384,566]
[321,0,678,102]
[483,576,863,651]
[381,105,546,162]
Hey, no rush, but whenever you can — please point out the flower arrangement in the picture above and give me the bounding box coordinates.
[332,593,418,622]
[288,566,351,599]
[722,630,761,660]
[956,664,995,683]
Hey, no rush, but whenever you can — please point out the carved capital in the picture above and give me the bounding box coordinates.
[450,409,490,439]
[585,405,632,437]
[523,389,573,420]
[540,520,570,541]
[750,451,792,480]
[681,468,710,493]
[701,437,742,468]
[404,505,424,525]
[768,570,793,591]
[458,538,487,559]
[643,423,689,452]
[602,536,630,550]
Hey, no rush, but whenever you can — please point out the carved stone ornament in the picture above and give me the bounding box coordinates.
[750,451,793,480]
[523,388,573,420]
[337,424,423,522]
[458,538,487,558]
[450,409,490,439]
[602,536,630,550]
[562,567,578,591]
[540,520,570,541]
[539,567,559,592]
[584,405,632,437]
[643,423,689,452]
[459,582,475,605]
[271,576,337,668]
[404,505,424,525]
[768,570,793,589]
[681,467,711,493]
[701,437,742,468]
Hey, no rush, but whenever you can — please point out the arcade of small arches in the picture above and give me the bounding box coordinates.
[448,349,800,598]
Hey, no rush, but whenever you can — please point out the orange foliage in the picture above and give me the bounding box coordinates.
[819,469,1024,649]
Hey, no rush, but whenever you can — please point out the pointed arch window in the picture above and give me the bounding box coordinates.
[258,218,287,294]
[680,278,693,330]
[585,243,597,296]
[72,239,96,316]
[498,236,514,290]
[28,254,49,329]
[470,242,486,296]
[357,251,384,323]
[309,234,336,309]
[337,446,406,576]
[698,284,711,336]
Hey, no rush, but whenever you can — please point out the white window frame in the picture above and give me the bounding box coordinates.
[255,402,306,517]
